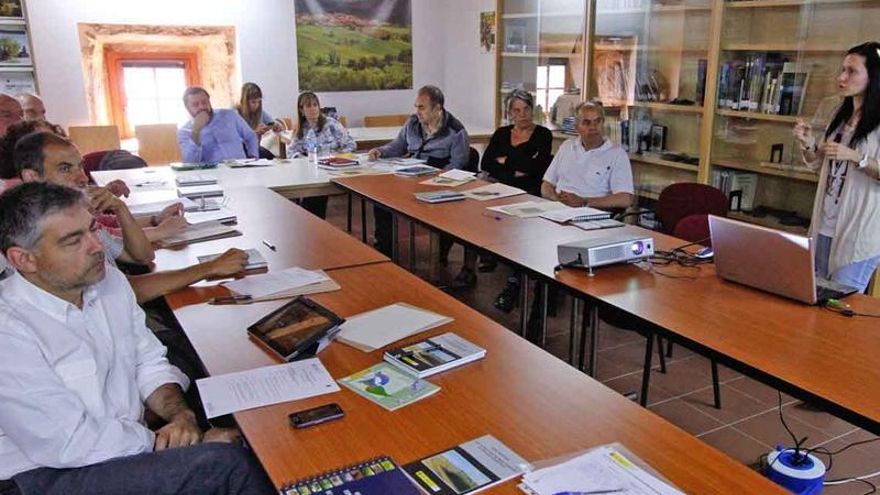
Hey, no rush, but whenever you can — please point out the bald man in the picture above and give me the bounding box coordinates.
[0,94,22,136]
[17,93,45,122]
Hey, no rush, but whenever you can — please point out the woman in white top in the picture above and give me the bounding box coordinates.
[793,41,880,292]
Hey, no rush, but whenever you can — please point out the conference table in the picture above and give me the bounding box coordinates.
[94,161,860,494]
[162,223,784,494]
[332,172,880,435]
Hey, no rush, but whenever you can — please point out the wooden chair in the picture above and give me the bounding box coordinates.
[135,124,181,165]
[363,114,409,128]
[869,268,879,297]
[67,125,121,155]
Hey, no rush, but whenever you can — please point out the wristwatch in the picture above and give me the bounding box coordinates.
[858,153,871,169]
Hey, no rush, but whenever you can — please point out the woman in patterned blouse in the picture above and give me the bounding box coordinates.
[286,92,356,157]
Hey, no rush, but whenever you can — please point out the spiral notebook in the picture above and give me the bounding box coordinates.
[281,456,420,495]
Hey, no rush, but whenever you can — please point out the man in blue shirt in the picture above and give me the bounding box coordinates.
[177,87,258,163]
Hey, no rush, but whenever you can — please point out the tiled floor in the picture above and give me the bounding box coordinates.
[325,196,880,494]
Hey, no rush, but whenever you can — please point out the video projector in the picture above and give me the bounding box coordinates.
[557,233,654,275]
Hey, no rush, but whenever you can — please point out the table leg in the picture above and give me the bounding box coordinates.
[409,220,416,272]
[540,281,549,348]
[588,305,600,377]
[346,192,352,232]
[519,272,529,338]
[360,198,367,244]
[391,213,399,264]
[640,332,654,406]
[578,302,590,371]
[569,297,580,365]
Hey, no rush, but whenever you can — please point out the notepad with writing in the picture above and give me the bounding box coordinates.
[158,221,241,247]
[539,205,612,223]
[335,303,453,352]
[281,456,420,495]
[462,183,526,201]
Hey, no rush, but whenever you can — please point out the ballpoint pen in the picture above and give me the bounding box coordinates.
[551,490,624,495]
[262,239,277,251]
[207,295,253,305]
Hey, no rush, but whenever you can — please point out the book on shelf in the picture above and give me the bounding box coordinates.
[281,456,420,495]
[696,58,708,106]
[717,54,808,117]
[403,435,530,495]
[710,168,758,212]
[338,362,441,411]
[383,332,487,379]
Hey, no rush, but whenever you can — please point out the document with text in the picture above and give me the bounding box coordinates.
[196,358,340,418]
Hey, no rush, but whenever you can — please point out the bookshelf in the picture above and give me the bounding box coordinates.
[0,0,38,95]
[494,0,880,234]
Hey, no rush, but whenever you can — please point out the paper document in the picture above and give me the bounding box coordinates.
[439,169,476,181]
[127,198,196,217]
[223,266,330,299]
[519,444,683,495]
[186,206,237,225]
[540,205,612,223]
[196,358,340,418]
[462,183,526,201]
[336,303,453,352]
[486,200,568,218]
[421,175,475,187]
[225,158,276,167]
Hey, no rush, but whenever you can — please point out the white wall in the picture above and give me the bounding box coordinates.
[27,0,495,130]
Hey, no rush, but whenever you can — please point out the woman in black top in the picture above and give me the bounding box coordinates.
[481,90,553,195]
[451,90,552,298]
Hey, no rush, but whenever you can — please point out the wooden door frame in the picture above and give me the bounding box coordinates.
[104,48,200,138]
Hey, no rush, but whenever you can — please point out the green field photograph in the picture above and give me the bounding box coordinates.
[295,0,413,92]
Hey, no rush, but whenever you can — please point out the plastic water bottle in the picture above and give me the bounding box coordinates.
[306,134,318,164]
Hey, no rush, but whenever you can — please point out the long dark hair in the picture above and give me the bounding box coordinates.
[296,92,326,140]
[237,82,263,129]
[825,41,880,146]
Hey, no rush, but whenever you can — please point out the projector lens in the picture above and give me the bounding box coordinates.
[631,241,644,255]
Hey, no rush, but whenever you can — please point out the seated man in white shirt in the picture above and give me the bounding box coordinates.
[0,182,274,495]
[541,100,634,210]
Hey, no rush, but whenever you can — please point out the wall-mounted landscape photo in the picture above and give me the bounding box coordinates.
[295,0,413,92]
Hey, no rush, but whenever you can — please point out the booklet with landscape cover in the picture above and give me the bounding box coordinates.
[403,435,530,495]
[338,362,440,411]
[383,332,486,379]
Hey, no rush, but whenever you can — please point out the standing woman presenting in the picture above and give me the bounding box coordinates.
[793,41,880,292]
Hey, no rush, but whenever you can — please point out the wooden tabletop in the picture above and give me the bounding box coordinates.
[489,224,880,433]
[172,261,784,494]
[335,174,880,433]
[333,174,579,248]
[159,186,388,309]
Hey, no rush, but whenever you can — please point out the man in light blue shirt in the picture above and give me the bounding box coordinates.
[177,87,258,163]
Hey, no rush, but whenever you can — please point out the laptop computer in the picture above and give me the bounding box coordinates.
[708,215,858,305]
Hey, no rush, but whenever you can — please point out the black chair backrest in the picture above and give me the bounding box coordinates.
[465,146,480,173]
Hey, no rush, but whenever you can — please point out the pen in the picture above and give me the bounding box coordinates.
[481,211,503,221]
[262,239,277,251]
[552,490,624,495]
[208,295,253,305]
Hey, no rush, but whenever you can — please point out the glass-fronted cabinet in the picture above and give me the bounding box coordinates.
[497,0,587,127]
[710,0,880,233]
[591,0,713,199]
